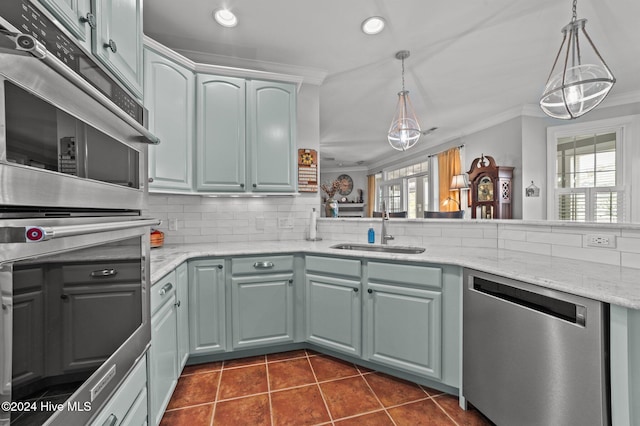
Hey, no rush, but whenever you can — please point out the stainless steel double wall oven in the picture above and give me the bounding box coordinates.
[0,2,159,424]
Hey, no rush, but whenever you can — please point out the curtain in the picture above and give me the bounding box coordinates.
[366,174,376,217]
[438,147,461,212]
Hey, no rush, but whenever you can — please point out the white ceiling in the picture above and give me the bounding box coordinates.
[143,0,640,170]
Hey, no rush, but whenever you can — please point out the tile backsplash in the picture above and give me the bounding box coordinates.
[146,194,640,270]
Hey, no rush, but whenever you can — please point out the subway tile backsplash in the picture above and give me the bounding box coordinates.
[146,194,640,269]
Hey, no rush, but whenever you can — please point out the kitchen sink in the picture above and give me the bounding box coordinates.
[330,243,425,254]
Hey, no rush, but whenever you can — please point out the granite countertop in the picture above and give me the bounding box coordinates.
[149,240,640,310]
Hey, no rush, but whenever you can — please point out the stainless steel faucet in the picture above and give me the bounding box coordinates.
[381,201,394,245]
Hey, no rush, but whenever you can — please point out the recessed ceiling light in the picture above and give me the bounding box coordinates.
[361,16,385,35]
[213,8,238,28]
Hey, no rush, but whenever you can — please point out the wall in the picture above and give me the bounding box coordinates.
[320,169,368,203]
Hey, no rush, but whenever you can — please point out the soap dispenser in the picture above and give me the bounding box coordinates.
[368,224,375,244]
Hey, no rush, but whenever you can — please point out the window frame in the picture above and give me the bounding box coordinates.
[546,115,638,223]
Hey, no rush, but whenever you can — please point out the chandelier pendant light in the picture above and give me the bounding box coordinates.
[539,0,615,120]
[388,50,421,151]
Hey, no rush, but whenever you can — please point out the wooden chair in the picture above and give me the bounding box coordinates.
[424,210,464,219]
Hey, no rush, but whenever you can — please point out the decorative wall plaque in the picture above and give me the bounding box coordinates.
[297,149,318,192]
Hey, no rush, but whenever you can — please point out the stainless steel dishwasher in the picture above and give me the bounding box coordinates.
[463,269,610,426]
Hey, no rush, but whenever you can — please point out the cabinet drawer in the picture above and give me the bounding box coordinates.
[306,256,361,279]
[368,262,441,289]
[232,255,294,275]
[151,270,177,315]
[63,261,140,285]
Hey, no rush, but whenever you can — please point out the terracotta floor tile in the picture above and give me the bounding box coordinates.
[333,410,394,425]
[182,361,223,376]
[271,384,331,426]
[421,385,446,397]
[319,376,382,419]
[364,372,429,407]
[218,364,269,400]
[309,355,360,381]
[224,355,266,368]
[433,394,495,426]
[388,398,456,426]
[167,371,220,409]
[213,394,271,426]
[267,349,308,362]
[268,358,316,390]
[160,404,213,426]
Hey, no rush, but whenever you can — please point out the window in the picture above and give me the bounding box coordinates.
[547,116,638,223]
[376,160,430,218]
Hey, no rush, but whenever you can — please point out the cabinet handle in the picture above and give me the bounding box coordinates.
[104,39,117,53]
[367,289,373,294]
[175,300,181,308]
[253,261,274,269]
[60,294,69,300]
[253,183,257,188]
[240,183,245,188]
[288,279,293,284]
[353,288,359,293]
[80,12,96,29]
[159,282,173,296]
[217,265,223,269]
[102,413,118,426]
[148,177,154,183]
[90,268,117,278]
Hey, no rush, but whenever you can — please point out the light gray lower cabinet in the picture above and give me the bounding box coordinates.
[176,263,189,369]
[365,261,443,380]
[149,271,179,426]
[90,353,148,426]
[305,256,362,357]
[188,259,226,355]
[231,256,295,350]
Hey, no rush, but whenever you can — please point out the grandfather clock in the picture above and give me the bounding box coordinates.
[467,154,514,219]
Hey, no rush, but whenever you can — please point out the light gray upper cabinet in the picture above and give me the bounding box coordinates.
[144,47,194,191]
[196,75,297,193]
[246,80,296,192]
[38,0,92,50]
[188,259,226,355]
[196,75,246,192]
[365,262,443,380]
[92,0,143,98]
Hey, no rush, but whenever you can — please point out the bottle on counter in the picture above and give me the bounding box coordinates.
[368,224,375,244]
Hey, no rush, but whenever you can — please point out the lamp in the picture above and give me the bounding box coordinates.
[443,174,468,211]
[539,0,615,120]
[388,50,421,151]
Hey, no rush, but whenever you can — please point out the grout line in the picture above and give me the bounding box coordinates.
[306,351,335,424]
[358,370,397,426]
[265,356,275,426]
[430,394,462,426]
[209,359,225,426]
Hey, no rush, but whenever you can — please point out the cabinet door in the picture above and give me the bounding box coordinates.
[231,273,294,350]
[305,274,361,357]
[196,74,246,192]
[150,296,178,426]
[144,48,194,191]
[38,0,92,48]
[366,282,442,380]
[247,80,296,192]
[61,283,141,372]
[175,263,189,369]
[188,260,226,355]
[92,0,143,98]
[11,290,44,387]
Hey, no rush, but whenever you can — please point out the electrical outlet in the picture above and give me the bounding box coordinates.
[585,234,616,248]
[168,218,178,231]
[278,217,294,229]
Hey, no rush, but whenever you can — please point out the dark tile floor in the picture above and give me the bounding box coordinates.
[161,350,493,425]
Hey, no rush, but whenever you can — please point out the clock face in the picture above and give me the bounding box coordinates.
[336,174,353,196]
[477,176,494,202]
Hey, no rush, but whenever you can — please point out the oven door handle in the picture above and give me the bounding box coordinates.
[2,218,161,243]
[2,32,160,145]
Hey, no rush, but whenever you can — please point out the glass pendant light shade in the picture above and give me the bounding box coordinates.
[388,50,421,151]
[540,15,615,120]
[388,90,421,151]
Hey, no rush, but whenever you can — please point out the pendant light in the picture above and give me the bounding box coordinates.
[539,0,615,120]
[388,50,421,151]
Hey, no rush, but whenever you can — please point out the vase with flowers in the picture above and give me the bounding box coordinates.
[321,180,341,217]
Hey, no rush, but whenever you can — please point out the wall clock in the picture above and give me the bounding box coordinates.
[337,174,353,196]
